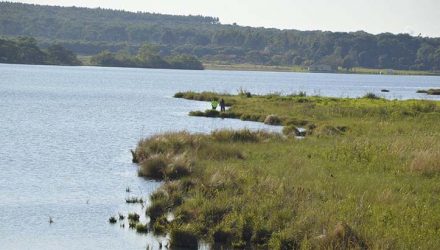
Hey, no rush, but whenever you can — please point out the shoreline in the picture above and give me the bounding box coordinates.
[2,60,440,76]
[204,62,440,76]
[125,92,440,249]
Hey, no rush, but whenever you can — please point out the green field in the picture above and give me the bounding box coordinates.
[133,92,440,249]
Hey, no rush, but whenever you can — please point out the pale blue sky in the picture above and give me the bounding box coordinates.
[8,0,440,37]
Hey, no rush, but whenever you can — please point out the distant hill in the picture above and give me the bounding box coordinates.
[1,2,440,71]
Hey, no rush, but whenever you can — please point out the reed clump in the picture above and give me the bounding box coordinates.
[125,197,143,204]
[135,223,149,234]
[109,216,117,224]
[127,212,140,222]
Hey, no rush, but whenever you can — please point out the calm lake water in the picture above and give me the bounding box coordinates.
[1,64,439,250]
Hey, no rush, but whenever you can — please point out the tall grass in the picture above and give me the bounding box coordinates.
[131,92,440,249]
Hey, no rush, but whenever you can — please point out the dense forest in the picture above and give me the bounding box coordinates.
[90,44,204,70]
[1,2,440,70]
[0,36,204,69]
[0,36,81,65]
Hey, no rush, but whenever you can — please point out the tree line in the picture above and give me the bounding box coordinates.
[0,36,81,65]
[90,44,204,70]
[1,2,440,70]
[0,36,204,70]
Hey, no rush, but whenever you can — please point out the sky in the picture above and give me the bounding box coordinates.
[7,0,440,37]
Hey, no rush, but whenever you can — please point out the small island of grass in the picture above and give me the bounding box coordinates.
[132,92,440,249]
[417,89,440,95]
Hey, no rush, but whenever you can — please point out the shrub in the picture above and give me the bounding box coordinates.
[264,114,282,125]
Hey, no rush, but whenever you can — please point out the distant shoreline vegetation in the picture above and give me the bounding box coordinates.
[0,37,81,66]
[2,2,440,72]
[0,37,204,70]
[90,44,204,70]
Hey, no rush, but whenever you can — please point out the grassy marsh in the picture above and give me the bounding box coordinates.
[133,92,440,249]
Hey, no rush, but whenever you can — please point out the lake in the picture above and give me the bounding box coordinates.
[0,64,439,250]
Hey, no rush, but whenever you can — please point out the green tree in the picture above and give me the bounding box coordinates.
[46,44,81,65]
